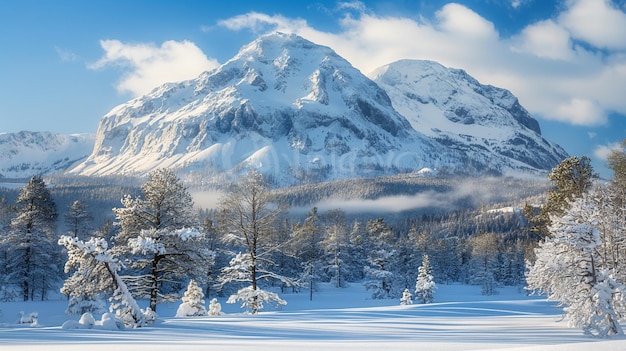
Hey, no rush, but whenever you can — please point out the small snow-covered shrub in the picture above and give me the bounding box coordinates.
[79,313,96,329]
[99,313,125,330]
[62,312,129,331]
[61,313,96,330]
[400,288,413,305]
[18,311,38,326]
[61,320,81,330]
[176,280,208,317]
[227,286,286,314]
[208,298,223,316]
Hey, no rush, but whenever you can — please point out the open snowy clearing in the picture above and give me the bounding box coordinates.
[1,284,624,351]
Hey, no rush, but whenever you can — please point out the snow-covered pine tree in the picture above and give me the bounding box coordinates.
[364,249,395,299]
[176,280,207,317]
[400,288,413,305]
[321,209,350,288]
[347,220,369,282]
[2,176,59,301]
[364,218,396,299]
[470,233,499,296]
[59,235,152,327]
[392,232,421,295]
[291,207,324,300]
[415,254,436,304]
[64,200,93,240]
[216,171,294,314]
[200,217,222,298]
[526,186,626,336]
[113,168,212,312]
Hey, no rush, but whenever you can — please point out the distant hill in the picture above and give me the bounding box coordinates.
[0,131,94,180]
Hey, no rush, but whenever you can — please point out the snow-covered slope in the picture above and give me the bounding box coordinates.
[70,33,568,182]
[370,59,568,171]
[0,131,95,179]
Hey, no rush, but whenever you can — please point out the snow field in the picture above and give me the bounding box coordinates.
[1,284,624,350]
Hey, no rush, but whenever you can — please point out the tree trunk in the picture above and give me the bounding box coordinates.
[150,254,159,312]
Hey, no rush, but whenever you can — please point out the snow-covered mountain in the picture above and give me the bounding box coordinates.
[0,131,95,179]
[69,33,567,183]
[370,59,568,171]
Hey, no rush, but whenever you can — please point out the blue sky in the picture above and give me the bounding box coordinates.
[1,0,625,178]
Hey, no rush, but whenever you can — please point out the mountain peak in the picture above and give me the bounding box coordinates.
[237,32,322,56]
[68,35,567,182]
[70,33,430,181]
[370,59,566,170]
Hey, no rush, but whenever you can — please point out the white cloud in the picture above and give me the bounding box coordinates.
[553,98,606,125]
[216,3,626,127]
[512,20,573,60]
[89,40,219,97]
[435,3,498,40]
[559,0,626,50]
[218,12,309,34]
[594,142,622,161]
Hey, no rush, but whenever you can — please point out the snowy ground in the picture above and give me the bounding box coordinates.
[1,283,625,351]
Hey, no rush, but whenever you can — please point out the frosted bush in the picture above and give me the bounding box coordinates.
[209,298,223,316]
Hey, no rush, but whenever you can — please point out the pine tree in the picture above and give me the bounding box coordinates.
[321,209,350,288]
[201,217,221,298]
[291,207,324,300]
[113,168,211,312]
[364,218,396,299]
[400,288,413,305]
[526,187,626,336]
[415,254,436,304]
[364,249,395,299]
[534,156,596,237]
[470,232,499,296]
[64,200,93,240]
[2,176,59,301]
[347,220,369,281]
[176,280,207,317]
[216,171,294,314]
